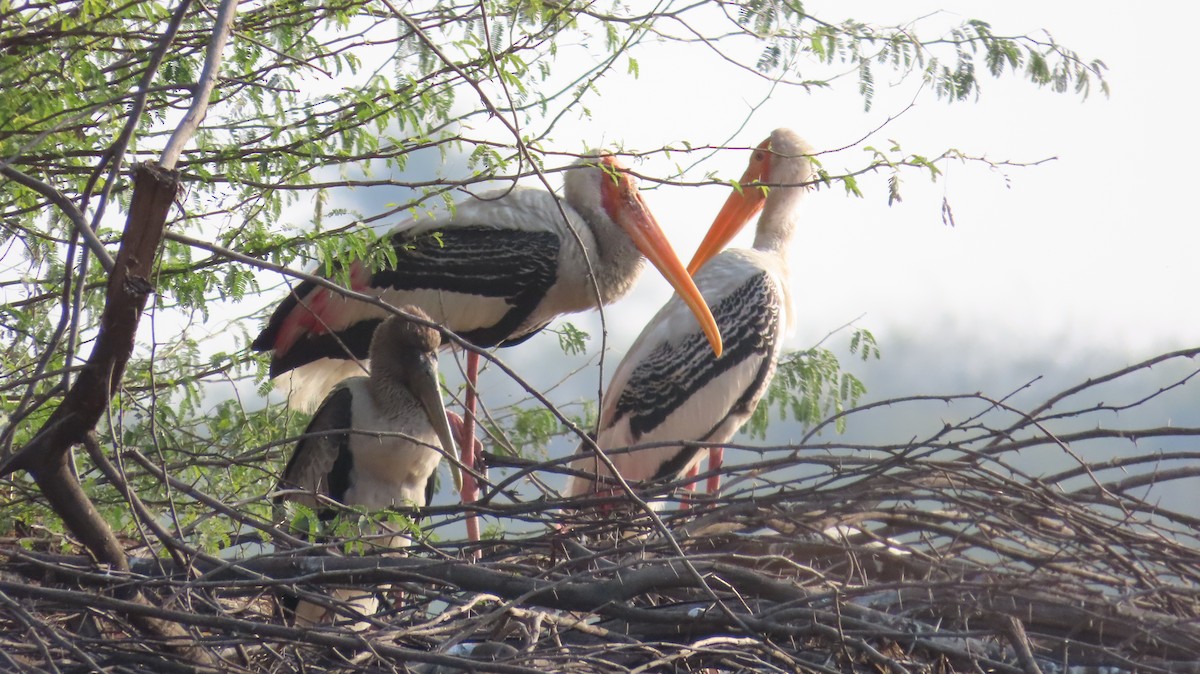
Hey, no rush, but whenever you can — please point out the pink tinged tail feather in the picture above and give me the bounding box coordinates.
[256,261,379,411]
[272,260,373,357]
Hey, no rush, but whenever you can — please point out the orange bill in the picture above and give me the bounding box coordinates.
[687,140,772,275]
[602,157,723,357]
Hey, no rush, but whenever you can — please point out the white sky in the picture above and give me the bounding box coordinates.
[529,1,1199,367]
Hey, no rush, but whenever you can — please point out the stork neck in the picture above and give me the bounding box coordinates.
[590,218,645,303]
[564,188,645,304]
[752,187,802,255]
[366,360,410,416]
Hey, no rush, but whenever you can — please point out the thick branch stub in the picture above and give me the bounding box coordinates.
[1,160,179,568]
[0,161,212,662]
[1,161,179,480]
[5,160,178,559]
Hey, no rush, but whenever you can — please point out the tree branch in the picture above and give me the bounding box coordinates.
[0,164,115,273]
[160,0,238,169]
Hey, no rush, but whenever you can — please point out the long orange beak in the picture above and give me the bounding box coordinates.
[687,144,771,275]
[602,160,723,357]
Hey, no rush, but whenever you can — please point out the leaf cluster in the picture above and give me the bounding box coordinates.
[748,328,878,438]
[733,3,1107,111]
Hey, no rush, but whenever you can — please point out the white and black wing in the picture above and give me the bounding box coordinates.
[253,189,574,380]
[569,252,786,493]
[377,224,562,347]
[255,228,561,374]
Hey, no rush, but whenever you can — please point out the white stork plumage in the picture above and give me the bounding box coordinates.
[253,154,723,542]
[276,307,460,629]
[564,128,812,502]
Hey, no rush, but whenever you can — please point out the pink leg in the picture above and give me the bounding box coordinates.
[706,446,724,495]
[446,411,483,548]
[680,462,700,510]
[459,351,481,547]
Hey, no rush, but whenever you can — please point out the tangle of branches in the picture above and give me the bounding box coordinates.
[2,349,1198,673]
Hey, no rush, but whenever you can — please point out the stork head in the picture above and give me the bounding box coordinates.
[687,128,813,274]
[565,154,723,357]
[370,307,441,360]
[370,307,463,491]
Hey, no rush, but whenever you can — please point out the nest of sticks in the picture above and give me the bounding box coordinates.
[1,350,1198,673]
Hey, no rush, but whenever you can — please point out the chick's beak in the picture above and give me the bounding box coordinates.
[410,353,462,491]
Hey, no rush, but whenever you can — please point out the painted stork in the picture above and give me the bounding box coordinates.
[253,154,722,542]
[276,307,460,628]
[564,128,812,502]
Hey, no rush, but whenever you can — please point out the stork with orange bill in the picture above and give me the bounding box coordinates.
[565,129,811,502]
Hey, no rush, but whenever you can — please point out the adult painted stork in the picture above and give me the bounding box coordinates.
[253,154,723,541]
[564,128,811,502]
[275,307,460,628]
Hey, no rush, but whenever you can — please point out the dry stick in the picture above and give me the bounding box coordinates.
[986,425,1200,455]
[0,587,88,673]
[7,465,1199,666]
[14,551,781,616]
[0,582,546,674]
[987,346,1200,446]
[40,547,1034,663]
[1005,616,1047,674]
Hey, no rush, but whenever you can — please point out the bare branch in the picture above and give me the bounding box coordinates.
[160,0,238,170]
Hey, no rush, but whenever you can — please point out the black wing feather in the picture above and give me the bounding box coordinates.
[377,227,560,347]
[278,387,355,506]
[611,272,781,446]
[254,227,562,377]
